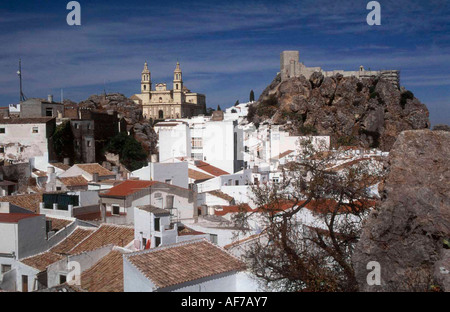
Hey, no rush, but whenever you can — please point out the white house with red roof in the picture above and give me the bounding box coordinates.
[99,180,197,225]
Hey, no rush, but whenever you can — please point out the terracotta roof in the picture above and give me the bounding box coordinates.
[75,211,102,221]
[177,225,205,236]
[0,213,40,223]
[50,227,96,255]
[21,252,64,271]
[0,193,42,213]
[47,217,73,231]
[69,224,134,255]
[50,163,71,171]
[137,205,171,215]
[75,163,115,177]
[32,169,48,178]
[0,117,55,124]
[194,160,229,176]
[255,199,377,215]
[125,240,245,290]
[81,250,125,292]
[188,169,214,181]
[101,180,156,198]
[215,204,252,216]
[271,149,294,160]
[58,176,88,187]
[208,190,234,203]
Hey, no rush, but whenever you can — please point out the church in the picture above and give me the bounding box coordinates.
[131,61,206,120]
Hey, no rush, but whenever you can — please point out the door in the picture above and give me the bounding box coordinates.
[22,275,28,292]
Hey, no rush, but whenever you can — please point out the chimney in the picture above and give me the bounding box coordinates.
[48,94,53,103]
[68,204,74,217]
[112,166,119,174]
[93,172,99,182]
[63,157,70,165]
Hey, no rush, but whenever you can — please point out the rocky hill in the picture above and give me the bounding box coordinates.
[67,93,157,156]
[353,130,450,291]
[249,73,430,151]
[77,93,142,123]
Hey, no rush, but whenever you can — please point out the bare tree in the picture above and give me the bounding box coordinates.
[233,139,385,292]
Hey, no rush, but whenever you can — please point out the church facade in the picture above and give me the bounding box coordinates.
[131,61,206,120]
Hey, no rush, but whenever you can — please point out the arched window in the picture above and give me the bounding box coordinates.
[159,97,162,103]
[176,84,178,90]
[143,85,146,90]
[158,110,164,119]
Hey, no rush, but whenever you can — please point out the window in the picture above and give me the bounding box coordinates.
[112,205,120,215]
[74,123,79,129]
[155,236,161,247]
[154,217,160,232]
[191,153,203,160]
[191,137,203,149]
[46,108,53,117]
[165,179,172,185]
[0,146,4,153]
[235,180,239,186]
[32,127,38,134]
[87,141,92,147]
[59,274,67,284]
[19,147,24,153]
[0,128,5,134]
[56,187,62,191]
[210,234,218,245]
[1,264,11,274]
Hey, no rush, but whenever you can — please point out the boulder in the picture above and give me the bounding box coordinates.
[353,130,450,291]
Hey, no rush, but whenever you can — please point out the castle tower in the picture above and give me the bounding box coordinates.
[141,61,151,94]
[173,61,183,104]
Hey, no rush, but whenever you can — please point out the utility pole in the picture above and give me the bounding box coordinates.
[17,59,27,102]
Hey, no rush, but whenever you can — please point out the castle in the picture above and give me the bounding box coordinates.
[280,51,400,88]
[131,61,206,120]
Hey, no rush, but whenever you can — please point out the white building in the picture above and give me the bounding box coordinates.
[155,116,244,174]
[123,239,244,292]
[130,161,189,189]
[0,117,56,164]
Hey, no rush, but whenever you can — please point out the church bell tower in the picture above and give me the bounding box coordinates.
[173,61,183,104]
[141,61,151,94]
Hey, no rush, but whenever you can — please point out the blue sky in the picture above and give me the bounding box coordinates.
[0,0,449,125]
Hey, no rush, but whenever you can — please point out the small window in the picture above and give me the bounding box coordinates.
[0,146,4,153]
[1,264,11,274]
[112,205,120,215]
[59,274,67,284]
[56,187,62,191]
[46,108,53,117]
[74,123,79,129]
[155,236,161,247]
[87,123,92,130]
[32,127,38,133]
[165,179,172,184]
[154,217,160,232]
[87,141,92,147]
[235,180,239,186]
[0,128,5,134]
[210,234,218,245]
[19,147,24,153]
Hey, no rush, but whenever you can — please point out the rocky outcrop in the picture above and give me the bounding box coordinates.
[77,93,142,123]
[353,130,450,291]
[433,124,450,132]
[249,73,430,151]
[130,122,158,155]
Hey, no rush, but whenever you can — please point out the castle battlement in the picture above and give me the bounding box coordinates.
[280,51,400,88]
